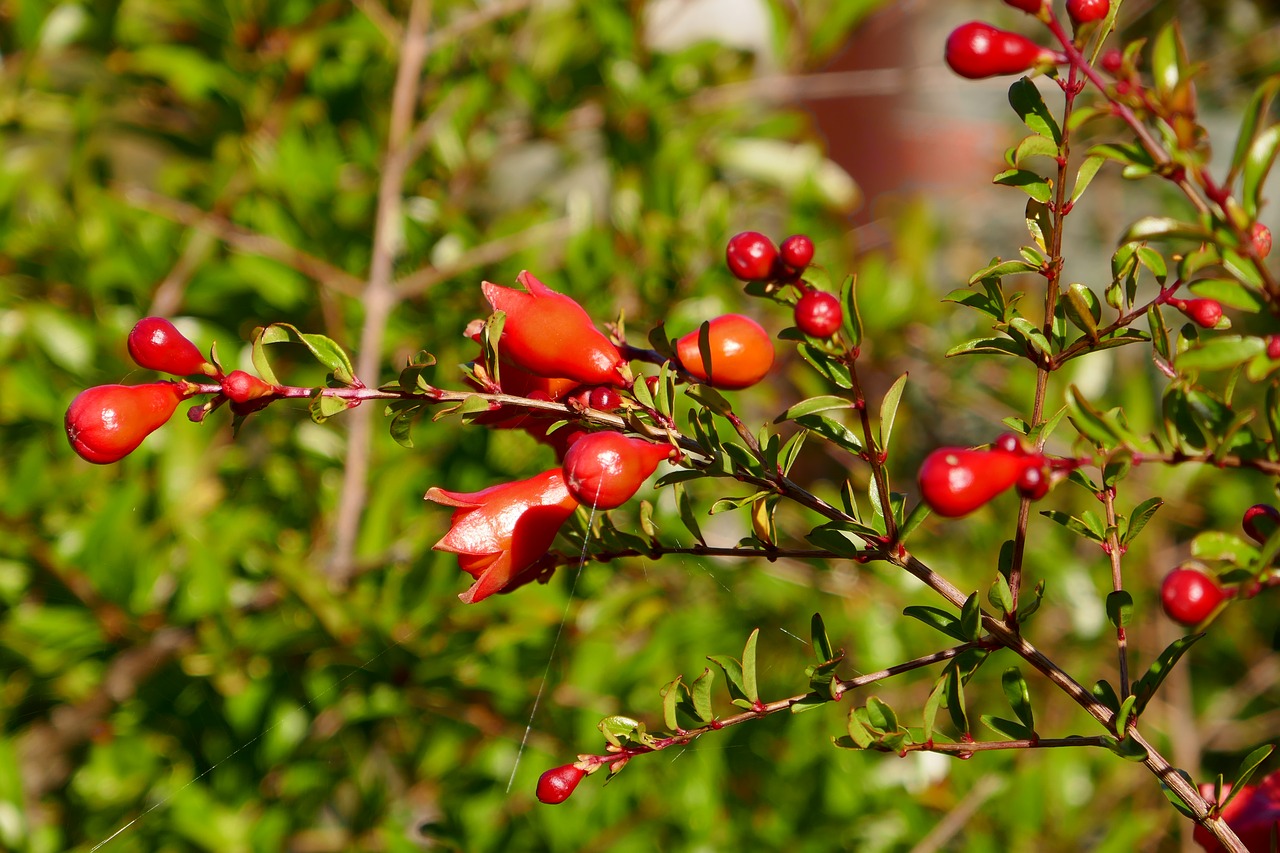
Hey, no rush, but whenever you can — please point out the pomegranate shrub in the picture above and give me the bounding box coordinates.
[30,1,1280,850]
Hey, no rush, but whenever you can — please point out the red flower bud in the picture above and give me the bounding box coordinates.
[65,382,190,464]
[482,271,629,386]
[779,234,815,271]
[1003,0,1045,13]
[1066,0,1110,25]
[127,317,217,376]
[1251,222,1272,259]
[1194,771,1280,852]
[1242,503,1280,545]
[426,469,579,603]
[1160,566,1225,626]
[945,22,1060,80]
[221,370,278,404]
[794,290,842,338]
[536,764,587,804]
[562,431,674,509]
[725,231,778,282]
[675,314,774,390]
[1171,297,1224,328]
[918,447,1043,517]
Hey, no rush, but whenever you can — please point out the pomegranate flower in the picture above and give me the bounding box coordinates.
[1195,772,1280,852]
[426,469,579,604]
[482,271,630,387]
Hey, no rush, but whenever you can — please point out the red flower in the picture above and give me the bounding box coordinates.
[1196,773,1280,852]
[426,469,579,603]
[482,271,629,386]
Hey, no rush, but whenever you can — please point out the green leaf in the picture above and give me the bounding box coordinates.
[968,258,1039,283]
[258,322,358,385]
[1001,667,1035,731]
[902,605,969,643]
[1115,694,1139,731]
[1119,216,1210,244]
[1072,155,1106,203]
[1190,531,1257,563]
[1188,278,1265,311]
[960,592,982,642]
[1230,77,1280,183]
[1106,590,1135,628]
[1151,22,1185,99]
[685,382,733,416]
[797,343,853,389]
[864,696,898,733]
[1177,336,1266,372]
[944,665,969,734]
[878,372,908,453]
[1161,771,1199,819]
[1223,744,1277,811]
[845,706,873,748]
[742,628,760,705]
[840,273,864,348]
[660,677,687,731]
[1132,633,1205,714]
[707,654,749,707]
[697,320,714,386]
[1064,283,1101,338]
[993,168,1051,202]
[922,677,947,744]
[1092,679,1121,714]
[980,715,1035,741]
[1243,123,1280,218]
[988,573,1014,617]
[793,414,863,453]
[690,667,715,722]
[946,336,1022,358]
[1121,497,1163,544]
[598,714,643,748]
[1013,134,1061,166]
[1108,734,1149,762]
[1041,510,1107,543]
[775,395,854,423]
[1008,77,1061,143]
[675,483,705,545]
[811,613,834,664]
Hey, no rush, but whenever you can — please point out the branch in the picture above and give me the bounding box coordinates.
[328,0,433,583]
[115,185,366,298]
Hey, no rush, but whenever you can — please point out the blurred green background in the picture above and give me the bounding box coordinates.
[3,1,1280,851]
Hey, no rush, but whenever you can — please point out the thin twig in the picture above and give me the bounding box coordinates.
[116,185,366,298]
[328,0,433,583]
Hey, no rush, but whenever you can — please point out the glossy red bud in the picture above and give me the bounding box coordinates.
[127,317,216,376]
[65,382,190,464]
[794,290,842,338]
[222,370,277,405]
[675,314,774,390]
[779,234,815,271]
[918,447,1042,517]
[725,231,778,282]
[536,764,587,804]
[945,22,1059,80]
[1251,222,1272,259]
[562,431,673,509]
[1160,566,1225,626]
[1003,0,1045,12]
[1066,0,1110,25]
[1242,503,1280,545]
[1171,297,1223,328]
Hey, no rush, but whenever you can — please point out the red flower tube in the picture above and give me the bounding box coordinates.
[481,271,630,387]
[426,469,580,603]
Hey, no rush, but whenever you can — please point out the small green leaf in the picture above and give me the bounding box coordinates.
[811,613,834,664]
[1065,283,1101,337]
[864,697,898,732]
[697,321,714,386]
[1177,336,1267,372]
[1230,77,1280,183]
[1001,667,1035,731]
[840,274,863,348]
[1242,123,1280,218]
[946,336,1022,358]
[1122,497,1163,544]
[742,628,760,705]
[1190,532,1257,563]
[775,395,854,423]
[1108,734,1150,762]
[598,715,643,748]
[660,677,687,731]
[993,168,1051,202]
[878,372,908,453]
[1092,679,1121,714]
[675,483,705,545]
[903,606,969,643]
[846,706,873,748]
[259,323,358,385]
[1223,744,1277,811]
[1014,134,1061,166]
[1188,278,1265,311]
[923,677,946,743]
[988,573,1014,617]
[1008,77,1062,143]
[1115,694,1139,731]
[1119,216,1209,244]
[1161,771,1199,819]
[690,668,715,722]
[1106,590,1135,628]
[793,414,863,453]
[968,258,1039,283]
[980,715,1035,741]
[1132,633,1205,714]
[960,592,982,642]
[1072,155,1106,203]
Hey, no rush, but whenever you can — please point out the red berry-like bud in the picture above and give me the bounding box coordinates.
[221,370,278,405]
[562,431,673,509]
[1268,335,1280,360]
[794,290,842,338]
[676,314,775,390]
[1251,222,1272,259]
[65,382,189,464]
[588,385,622,411]
[918,447,1043,518]
[779,234,815,271]
[1066,0,1110,25]
[1015,464,1050,500]
[1242,503,1280,545]
[994,433,1022,454]
[127,317,216,376]
[1160,566,1225,626]
[944,22,1059,80]
[1003,0,1045,13]
[536,764,587,805]
[725,231,779,282]
[1171,297,1224,328]
[1100,49,1123,73]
